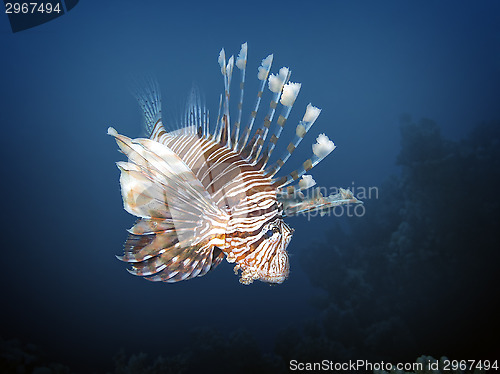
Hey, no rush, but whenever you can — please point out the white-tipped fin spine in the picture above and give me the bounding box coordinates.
[216,49,226,143]
[261,68,290,155]
[237,54,274,152]
[312,133,336,158]
[259,81,302,168]
[265,103,322,176]
[273,133,336,189]
[248,67,290,162]
[275,174,316,203]
[279,187,362,217]
[298,175,316,190]
[217,49,234,147]
[231,42,248,149]
[218,49,226,75]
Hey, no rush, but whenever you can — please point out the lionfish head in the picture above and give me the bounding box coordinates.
[239,218,294,285]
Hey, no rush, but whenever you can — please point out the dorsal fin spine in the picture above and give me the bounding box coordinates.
[251,68,291,162]
[214,93,223,141]
[272,133,336,189]
[265,103,321,176]
[256,78,302,170]
[132,77,162,136]
[231,42,248,150]
[203,108,209,138]
[259,104,293,168]
[249,90,280,163]
[183,86,208,137]
[216,49,227,144]
[220,54,234,147]
[237,54,274,152]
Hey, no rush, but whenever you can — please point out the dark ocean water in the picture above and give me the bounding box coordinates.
[1,1,499,373]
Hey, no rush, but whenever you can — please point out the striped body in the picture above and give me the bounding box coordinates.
[151,124,293,284]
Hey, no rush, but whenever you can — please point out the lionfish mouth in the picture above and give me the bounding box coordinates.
[238,268,289,285]
[261,274,288,285]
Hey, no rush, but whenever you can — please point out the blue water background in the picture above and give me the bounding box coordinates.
[1,0,499,371]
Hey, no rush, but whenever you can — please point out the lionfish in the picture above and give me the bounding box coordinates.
[108,43,361,285]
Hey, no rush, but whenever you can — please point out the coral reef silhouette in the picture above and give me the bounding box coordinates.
[295,117,500,362]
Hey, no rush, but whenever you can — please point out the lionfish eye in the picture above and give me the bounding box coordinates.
[264,229,274,239]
